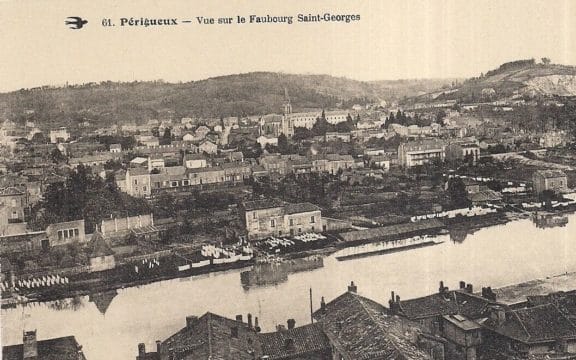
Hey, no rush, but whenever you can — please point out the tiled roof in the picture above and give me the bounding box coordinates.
[128,168,150,176]
[258,323,330,359]
[398,290,495,320]
[261,114,284,122]
[484,304,576,344]
[2,336,85,360]
[534,169,566,179]
[284,203,320,215]
[130,157,149,164]
[401,139,445,151]
[313,292,432,360]
[243,199,285,211]
[161,312,260,360]
[527,290,576,320]
[467,190,503,203]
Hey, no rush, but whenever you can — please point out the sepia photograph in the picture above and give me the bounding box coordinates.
[1,0,576,359]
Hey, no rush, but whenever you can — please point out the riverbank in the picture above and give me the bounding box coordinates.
[1,208,570,309]
[1,258,255,308]
[494,271,576,305]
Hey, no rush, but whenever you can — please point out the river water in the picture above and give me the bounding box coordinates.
[2,213,576,360]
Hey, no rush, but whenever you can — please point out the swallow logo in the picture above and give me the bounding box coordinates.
[65,17,88,29]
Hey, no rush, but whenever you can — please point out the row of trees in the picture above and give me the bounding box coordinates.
[29,165,151,233]
[385,110,442,128]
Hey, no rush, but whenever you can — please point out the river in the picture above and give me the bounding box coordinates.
[2,213,576,360]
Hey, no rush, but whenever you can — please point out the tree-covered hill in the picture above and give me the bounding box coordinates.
[0,72,453,129]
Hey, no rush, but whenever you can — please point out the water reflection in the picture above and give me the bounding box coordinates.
[449,226,477,243]
[2,213,576,360]
[46,296,85,311]
[531,212,569,229]
[88,290,118,315]
[240,256,324,289]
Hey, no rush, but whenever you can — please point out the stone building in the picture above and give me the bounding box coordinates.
[0,186,27,227]
[2,330,86,360]
[532,169,569,195]
[49,127,70,144]
[445,141,480,164]
[398,139,446,168]
[136,283,438,360]
[242,199,322,240]
[313,285,442,360]
[45,219,86,248]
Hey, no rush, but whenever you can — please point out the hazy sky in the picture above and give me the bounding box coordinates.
[1,0,575,92]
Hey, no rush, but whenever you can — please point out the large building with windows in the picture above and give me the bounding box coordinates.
[398,139,446,168]
[242,199,322,240]
[260,90,351,138]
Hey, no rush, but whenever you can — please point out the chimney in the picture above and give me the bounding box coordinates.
[459,281,466,289]
[320,296,326,313]
[284,338,295,352]
[254,317,261,333]
[348,281,357,293]
[482,287,497,301]
[276,324,286,332]
[138,343,146,358]
[287,319,296,330]
[439,281,446,294]
[489,306,506,326]
[247,313,253,328]
[23,330,38,360]
[466,283,473,294]
[236,314,243,322]
[391,291,395,303]
[186,316,198,329]
[156,340,162,354]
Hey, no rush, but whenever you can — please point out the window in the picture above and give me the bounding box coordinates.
[171,181,179,187]
[134,179,138,185]
[74,229,79,236]
[58,230,63,240]
[289,219,294,226]
[310,216,315,224]
[143,186,147,192]
[11,211,18,219]
[183,180,190,186]
[11,199,17,207]
[270,219,276,228]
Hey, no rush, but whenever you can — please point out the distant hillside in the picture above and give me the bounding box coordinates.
[0,72,453,129]
[409,59,576,104]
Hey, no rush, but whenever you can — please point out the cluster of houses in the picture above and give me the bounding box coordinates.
[4,280,575,360]
[134,281,576,359]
